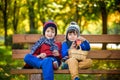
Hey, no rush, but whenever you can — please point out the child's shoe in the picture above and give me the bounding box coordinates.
[53,61,58,70]
[61,62,68,69]
[74,77,80,80]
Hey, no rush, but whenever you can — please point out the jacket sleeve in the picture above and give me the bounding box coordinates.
[32,47,41,56]
[80,40,91,51]
[55,42,62,59]
[30,38,42,55]
[61,42,69,58]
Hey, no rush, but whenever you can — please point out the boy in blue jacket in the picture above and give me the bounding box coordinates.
[61,22,92,80]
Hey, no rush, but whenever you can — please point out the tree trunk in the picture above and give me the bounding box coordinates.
[13,0,19,34]
[27,0,35,32]
[99,1,107,50]
[75,0,79,23]
[3,0,8,46]
[39,0,45,24]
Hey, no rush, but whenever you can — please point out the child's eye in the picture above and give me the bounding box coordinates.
[52,31,55,33]
[68,33,72,36]
[51,30,55,33]
[74,33,77,35]
[47,30,50,32]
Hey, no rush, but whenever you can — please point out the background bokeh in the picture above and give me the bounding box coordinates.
[0,0,120,80]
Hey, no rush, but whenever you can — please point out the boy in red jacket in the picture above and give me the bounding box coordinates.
[24,20,62,80]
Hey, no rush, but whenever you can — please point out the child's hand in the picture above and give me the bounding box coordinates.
[52,50,59,56]
[77,36,86,42]
[62,56,68,62]
[37,53,46,58]
[75,39,82,46]
[70,42,76,49]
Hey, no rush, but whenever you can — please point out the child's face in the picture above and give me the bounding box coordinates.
[67,31,78,41]
[45,27,55,39]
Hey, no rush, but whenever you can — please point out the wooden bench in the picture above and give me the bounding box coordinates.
[11,34,120,80]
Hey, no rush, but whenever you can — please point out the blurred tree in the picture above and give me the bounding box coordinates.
[27,0,35,32]
[13,0,19,34]
[99,0,107,49]
[77,0,120,49]
[0,0,8,46]
[0,0,120,46]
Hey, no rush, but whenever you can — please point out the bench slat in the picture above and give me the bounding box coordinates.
[12,50,120,60]
[13,34,120,43]
[11,69,120,74]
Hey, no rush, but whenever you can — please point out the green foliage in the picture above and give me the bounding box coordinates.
[0,46,28,80]
[26,29,39,34]
[108,22,120,34]
[0,0,120,37]
[6,35,12,46]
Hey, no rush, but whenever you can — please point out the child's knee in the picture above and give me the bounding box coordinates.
[24,54,32,62]
[66,58,78,64]
[43,57,53,63]
[79,59,92,69]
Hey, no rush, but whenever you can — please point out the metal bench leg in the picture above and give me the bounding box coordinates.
[29,74,42,80]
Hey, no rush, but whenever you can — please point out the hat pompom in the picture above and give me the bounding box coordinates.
[69,21,80,32]
[70,21,77,25]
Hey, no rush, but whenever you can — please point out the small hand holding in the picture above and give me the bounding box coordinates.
[77,36,86,42]
[52,50,59,56]
[70,42,76,49]
[37,53,46,59]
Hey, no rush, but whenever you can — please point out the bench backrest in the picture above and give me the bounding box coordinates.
[12,34,120,60]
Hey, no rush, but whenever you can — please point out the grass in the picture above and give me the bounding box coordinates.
[0,46,12,80]
[0,46,27,80]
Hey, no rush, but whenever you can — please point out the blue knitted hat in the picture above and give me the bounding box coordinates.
[43,21,57,36]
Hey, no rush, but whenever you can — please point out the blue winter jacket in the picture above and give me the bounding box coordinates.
[61,40,90,58]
